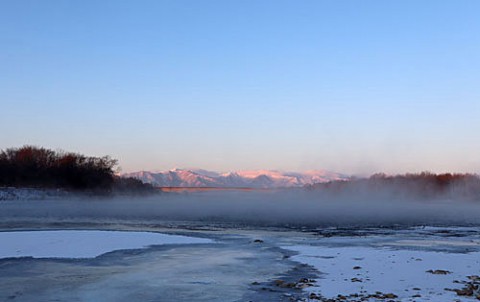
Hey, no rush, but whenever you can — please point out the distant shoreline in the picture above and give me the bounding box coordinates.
[0,186,158,201]
[156,187,287,193]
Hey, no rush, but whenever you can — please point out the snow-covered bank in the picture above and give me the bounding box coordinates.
[284,229,480,301]
[0,187,68,201]
[0,230,212,258]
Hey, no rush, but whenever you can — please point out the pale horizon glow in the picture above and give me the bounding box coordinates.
[1,1,479,175]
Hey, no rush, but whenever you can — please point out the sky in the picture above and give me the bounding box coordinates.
[1,0,479,175]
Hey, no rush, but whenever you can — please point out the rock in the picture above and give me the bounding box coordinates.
[455,288,473,296]
[426,269,451,275]
[296,283,311,289]
[308,292,320,300]
[451,277,480,298]
[274,279,285,286]
[367,292,398,299]
[280,282,297,288]
[468,275,480,281]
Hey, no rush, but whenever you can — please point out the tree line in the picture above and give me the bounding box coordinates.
[0,146,153,193]
[306,172,480,201]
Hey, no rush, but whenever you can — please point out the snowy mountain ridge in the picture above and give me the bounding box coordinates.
[123,169,348,188]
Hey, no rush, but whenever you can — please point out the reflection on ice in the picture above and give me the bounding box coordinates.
[0,230,211,259]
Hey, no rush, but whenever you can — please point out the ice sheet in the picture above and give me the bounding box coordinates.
[0,230,211,259]
[286,242,480,301]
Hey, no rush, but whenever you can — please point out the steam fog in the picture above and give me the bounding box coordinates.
[2,189,480,228]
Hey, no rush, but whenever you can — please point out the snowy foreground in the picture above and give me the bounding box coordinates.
[283,227,480,301]
[0,225,479,302]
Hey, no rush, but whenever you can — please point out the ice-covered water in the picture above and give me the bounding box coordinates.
[0,230,211,258]
[0,228,295,302]
[2,194,480,301]
[284,231,480,301]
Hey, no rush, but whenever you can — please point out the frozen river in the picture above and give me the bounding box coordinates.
[0,226,304,302]
[1,225,479,301]
[1,195,480,301]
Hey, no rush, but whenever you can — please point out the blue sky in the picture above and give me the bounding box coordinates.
[1,0,479,174]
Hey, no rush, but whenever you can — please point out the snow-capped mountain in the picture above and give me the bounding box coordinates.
[123,169,348,188]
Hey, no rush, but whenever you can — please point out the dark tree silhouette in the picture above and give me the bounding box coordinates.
[0,146,118,191]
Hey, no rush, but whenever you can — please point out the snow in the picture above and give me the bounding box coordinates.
[0,187,67,200]
[284,235,480,301]
[0,230,212,259]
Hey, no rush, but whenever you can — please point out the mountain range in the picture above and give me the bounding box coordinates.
[122,169,348,188]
